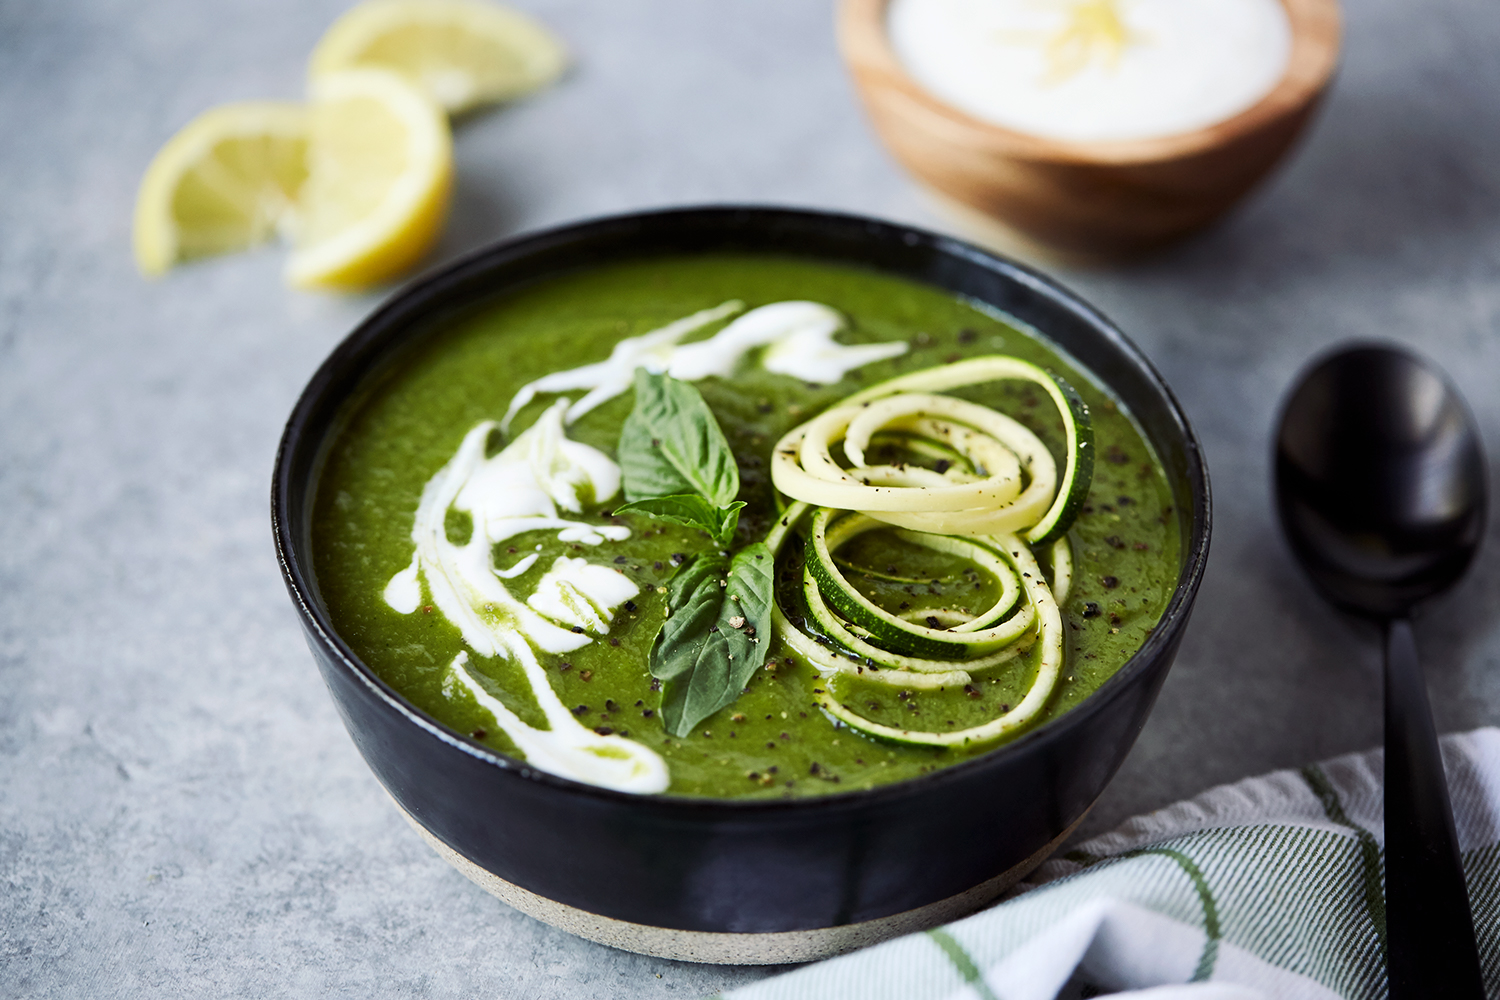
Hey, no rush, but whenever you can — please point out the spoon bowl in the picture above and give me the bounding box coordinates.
[1275,344,1486,616]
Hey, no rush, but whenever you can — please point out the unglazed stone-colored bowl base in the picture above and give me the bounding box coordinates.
[397,799,1090,965]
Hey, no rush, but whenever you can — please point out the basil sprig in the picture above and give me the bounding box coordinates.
[651,544,774,737]
[613,369,773,736]
[614,368,744,546]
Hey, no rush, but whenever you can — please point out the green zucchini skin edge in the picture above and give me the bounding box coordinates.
[805,510,1028,661]
[807,522,966,661]
[765,502,1065,747]
[1023,371,1093,546]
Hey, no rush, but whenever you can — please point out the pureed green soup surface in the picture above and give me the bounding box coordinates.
[313,254,1179,799]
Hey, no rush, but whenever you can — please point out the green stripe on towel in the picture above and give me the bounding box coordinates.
[1302,763,1388,960]
[926,928,1000,1000]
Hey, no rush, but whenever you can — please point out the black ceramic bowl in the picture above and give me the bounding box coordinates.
[273,206,1211,964]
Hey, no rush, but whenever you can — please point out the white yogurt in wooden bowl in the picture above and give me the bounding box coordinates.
[840,0,1339,257]
[888,0,1293,143]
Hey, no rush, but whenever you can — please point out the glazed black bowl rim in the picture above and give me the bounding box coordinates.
[273,204,1212,818]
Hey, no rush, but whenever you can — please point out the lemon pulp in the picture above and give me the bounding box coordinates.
[288,69,453,289]
[308,0,567,114]
[133,103,307,277]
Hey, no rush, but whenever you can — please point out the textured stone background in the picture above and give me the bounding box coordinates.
[3,0,1499,996]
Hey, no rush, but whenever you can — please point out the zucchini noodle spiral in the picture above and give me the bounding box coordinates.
[766,356,1094,747]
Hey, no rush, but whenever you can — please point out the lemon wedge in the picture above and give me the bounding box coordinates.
[133,103,307,277]
[308,0,567,115]
[287,68,453,289]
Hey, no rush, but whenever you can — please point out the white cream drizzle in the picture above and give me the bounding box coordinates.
[500,300,908,431]
[754,303,910,385]
[383,398,668,793]
[527,556,641,633]
[446,651,670,793]
[501,301,744,432]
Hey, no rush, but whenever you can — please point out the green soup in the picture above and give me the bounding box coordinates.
[312,254,1179,799]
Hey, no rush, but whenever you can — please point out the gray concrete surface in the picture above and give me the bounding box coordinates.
[3,0,1499,996]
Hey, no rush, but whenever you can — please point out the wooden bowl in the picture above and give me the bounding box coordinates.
[838,0,1342,260]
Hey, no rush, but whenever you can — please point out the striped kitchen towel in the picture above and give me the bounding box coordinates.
[723,728,1500,1000]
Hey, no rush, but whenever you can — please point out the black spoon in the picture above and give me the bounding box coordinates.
[1275,343,1487,996]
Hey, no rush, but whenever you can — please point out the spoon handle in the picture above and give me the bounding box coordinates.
[1384,617,1484,996]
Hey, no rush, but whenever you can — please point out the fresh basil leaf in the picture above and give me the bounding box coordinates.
[714,503,745,547]
[651,542,775,737]
[614,494,721,533]
[619,369,739,508]
[613,495,744,546]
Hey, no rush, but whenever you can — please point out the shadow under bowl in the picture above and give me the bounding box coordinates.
[272,206,1212,964]
[838,0,1342,261]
